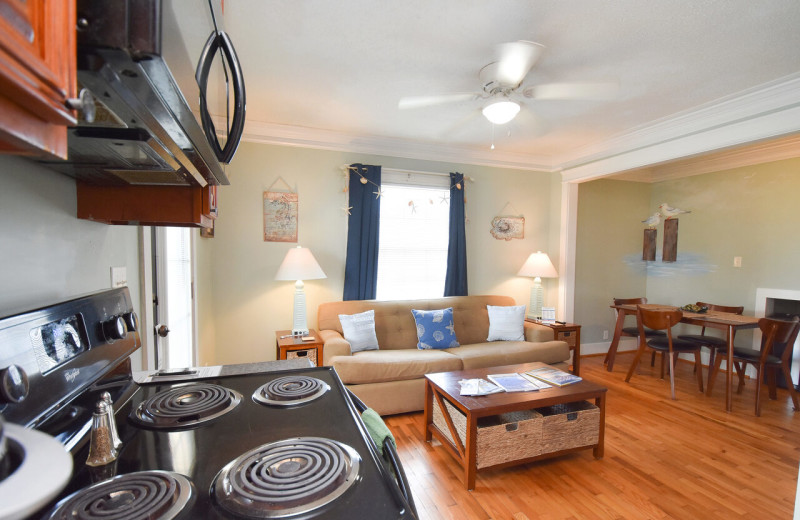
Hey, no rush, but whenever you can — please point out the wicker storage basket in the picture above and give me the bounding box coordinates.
[286,348,317,366]
[536,400,599,453]
[432,397,543,468]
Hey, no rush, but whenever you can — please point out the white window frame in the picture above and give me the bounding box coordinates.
[375,169,451,301]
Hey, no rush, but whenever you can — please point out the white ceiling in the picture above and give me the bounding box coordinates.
[167,0,800,178]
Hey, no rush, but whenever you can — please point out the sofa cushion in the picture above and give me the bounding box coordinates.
[331,349,463,384]
[486,305,525,341]
[338,310,379,352]
[445,340,570,370]
[411,308,460,349]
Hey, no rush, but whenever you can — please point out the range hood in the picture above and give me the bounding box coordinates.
[39,0,237,188]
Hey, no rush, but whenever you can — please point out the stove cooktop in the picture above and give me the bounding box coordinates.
[37,367,416,520]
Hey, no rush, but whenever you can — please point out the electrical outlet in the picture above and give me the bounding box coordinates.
[733,256,742,268]
[603,330,609,340]
[111,266,127,287]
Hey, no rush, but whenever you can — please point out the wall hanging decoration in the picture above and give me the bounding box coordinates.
[639,203,690,262]
[490,202,524,240]
[659,202,689,263]
[263,177,298,242]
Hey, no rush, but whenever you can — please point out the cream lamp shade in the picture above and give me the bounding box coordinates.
[275,246,326,335]
[517,251,558,320]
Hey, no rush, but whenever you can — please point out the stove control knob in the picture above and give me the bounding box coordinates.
[0,365,29,404]
[102,316,128,341]
[122,311,138,333]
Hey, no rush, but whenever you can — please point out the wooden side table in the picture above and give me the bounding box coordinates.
[526,320,582,375]
[275,329,324,366]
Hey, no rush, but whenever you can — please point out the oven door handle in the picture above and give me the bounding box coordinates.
[195,30,246,164]
[346,390,418,518]
[382,437,418,518]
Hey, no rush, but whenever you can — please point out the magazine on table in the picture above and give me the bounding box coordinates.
[519,373,553,389]
[486,373,542,392]
[458,378,503,396]
[525,366,582,386]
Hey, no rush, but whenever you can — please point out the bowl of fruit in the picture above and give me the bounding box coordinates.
[681,303,708,313]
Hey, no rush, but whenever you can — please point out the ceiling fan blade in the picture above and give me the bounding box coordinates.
[398,93,478,110]
[523,82,619,100]
[494,41,545,87]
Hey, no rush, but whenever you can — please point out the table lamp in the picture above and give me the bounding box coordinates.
[275,246,326,335]
[517,251,558,320]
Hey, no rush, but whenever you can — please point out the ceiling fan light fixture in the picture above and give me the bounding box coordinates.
[482,100,520,125]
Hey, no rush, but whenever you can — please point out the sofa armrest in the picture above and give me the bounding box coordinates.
[524,321,555,342]
[319,329,352,365]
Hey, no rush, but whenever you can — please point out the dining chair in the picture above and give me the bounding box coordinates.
[678,302,744,379]
[625,306,704,400]
[707,316,800,416]
[606,297,666,367]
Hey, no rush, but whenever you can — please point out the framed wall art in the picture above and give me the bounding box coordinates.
[263,177,298,242]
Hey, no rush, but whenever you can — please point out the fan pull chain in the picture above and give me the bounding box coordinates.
[490,124,495,150]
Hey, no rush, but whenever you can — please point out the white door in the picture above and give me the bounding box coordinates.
[153,227,197,369]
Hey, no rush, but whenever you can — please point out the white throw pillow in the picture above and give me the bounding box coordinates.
[339,310,380,352]
[486,305,526,341]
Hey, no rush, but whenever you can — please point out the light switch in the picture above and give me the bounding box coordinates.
[111,266,127,287]
[733,256,742,268]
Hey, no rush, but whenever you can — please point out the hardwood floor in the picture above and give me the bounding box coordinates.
[384,354,800,519]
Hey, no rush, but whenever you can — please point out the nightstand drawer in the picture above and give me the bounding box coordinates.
[557,331,577,347]
[286,347,318,366]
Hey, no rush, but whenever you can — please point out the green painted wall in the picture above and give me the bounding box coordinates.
[196,142,561,365]
[574,157,800,350]
[575,179,651,346]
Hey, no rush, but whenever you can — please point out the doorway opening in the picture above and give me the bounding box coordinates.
[152,227,197,369]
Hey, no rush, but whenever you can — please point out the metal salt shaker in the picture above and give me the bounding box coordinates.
[101,391,122,450]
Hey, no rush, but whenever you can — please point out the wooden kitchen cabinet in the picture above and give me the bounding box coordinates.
[77,182,218,228]
[0,0,77,159]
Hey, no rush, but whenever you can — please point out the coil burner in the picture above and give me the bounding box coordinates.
[130,383,242,429]
[46,470,193,520]
[212,437,360,518]
[252,375,330,407]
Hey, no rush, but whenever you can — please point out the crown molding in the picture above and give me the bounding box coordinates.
[611,134,800,183]
[228,118,556,172]
[559,72,800,182]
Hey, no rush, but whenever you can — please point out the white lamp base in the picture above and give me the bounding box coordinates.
[527,277,544,320]
[291,279,309,336]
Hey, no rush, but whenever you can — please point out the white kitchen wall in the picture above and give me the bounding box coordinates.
[0,156,144,369]
[195,142,560,365]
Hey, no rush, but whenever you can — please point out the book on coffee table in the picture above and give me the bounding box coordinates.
[486,373,541,392]
[525,366,582,386]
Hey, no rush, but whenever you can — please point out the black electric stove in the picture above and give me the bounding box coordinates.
[0,288,417,519]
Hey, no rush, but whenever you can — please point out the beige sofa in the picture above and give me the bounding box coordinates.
[317,295,571,415]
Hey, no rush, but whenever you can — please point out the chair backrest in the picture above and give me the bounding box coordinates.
[697,302,744,315]
[613,297,647,323]
[637,305,683,333]
[614,297,648,306]
[758,316,800,364]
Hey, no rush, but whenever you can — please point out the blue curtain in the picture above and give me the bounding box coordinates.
[343,164,381,300]
[444,172,468,296]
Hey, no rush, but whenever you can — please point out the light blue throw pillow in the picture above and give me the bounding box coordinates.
[339,310,380,352]
[411,307,460,350]
[486,305,526,341]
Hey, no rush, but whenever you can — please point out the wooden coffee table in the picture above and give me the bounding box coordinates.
[424,362,607,489]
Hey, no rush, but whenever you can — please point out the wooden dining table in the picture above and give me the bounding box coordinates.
[606,303,760,412]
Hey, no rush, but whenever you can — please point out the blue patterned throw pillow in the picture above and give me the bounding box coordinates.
[411,308,460,350]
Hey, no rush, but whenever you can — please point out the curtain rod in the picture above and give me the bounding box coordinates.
[339,165,474,181]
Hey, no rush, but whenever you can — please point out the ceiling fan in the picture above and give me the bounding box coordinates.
[398,40,617,126]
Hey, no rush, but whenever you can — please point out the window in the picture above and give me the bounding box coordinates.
[375,171,450,300]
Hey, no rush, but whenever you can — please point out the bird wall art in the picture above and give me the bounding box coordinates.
[640,203,691,262]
